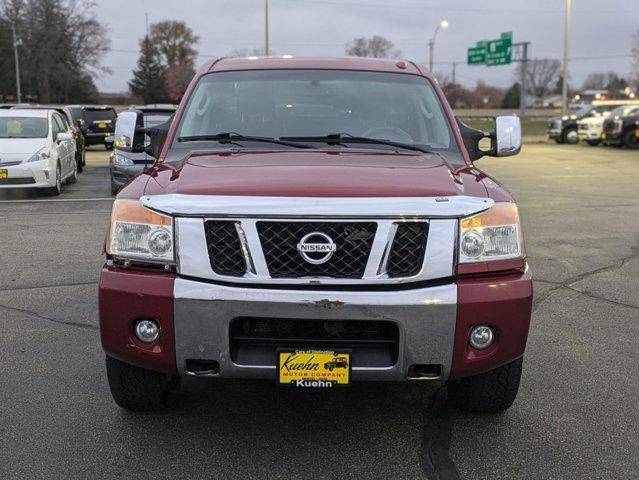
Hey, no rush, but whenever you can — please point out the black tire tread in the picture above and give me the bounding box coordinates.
[105,356,181,412]
[448,357,523,414]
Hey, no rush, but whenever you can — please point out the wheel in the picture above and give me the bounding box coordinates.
[46,163,62,196]
[554,138,565,144]
[447,357,523,414]
[105,142,114,151]
[81,149,86,166]
[110,182,120,196]
[105,356,181,412]
[586,139,601,147]
[623,130,639,149]
[563,128,579,145]
[76,155,83,173]
[67,160,78,185]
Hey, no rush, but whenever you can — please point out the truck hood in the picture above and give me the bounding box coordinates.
[142,150,489,198]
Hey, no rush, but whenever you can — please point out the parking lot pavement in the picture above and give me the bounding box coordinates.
[1,143,637,480]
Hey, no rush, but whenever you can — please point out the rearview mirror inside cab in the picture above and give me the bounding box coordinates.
[456,115,521,161]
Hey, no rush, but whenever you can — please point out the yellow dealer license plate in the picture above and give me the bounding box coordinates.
[278,349,351,387]
[0,169,7,179]
[98,122,107,129]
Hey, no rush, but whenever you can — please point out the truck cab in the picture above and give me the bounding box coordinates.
[100,57,531,414]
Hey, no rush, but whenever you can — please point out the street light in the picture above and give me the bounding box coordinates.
[429,20,449,72]
[561,0,572,114]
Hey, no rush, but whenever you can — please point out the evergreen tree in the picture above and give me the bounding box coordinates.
[501,83,521,108]
[128,36,167,104]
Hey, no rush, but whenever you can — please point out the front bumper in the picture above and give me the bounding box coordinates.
[110,164,145,188]
[85,132,114,145]
[99,266,533,381]
[0,162,55,189]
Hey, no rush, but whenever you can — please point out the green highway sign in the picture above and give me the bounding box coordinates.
[467,32,513,66]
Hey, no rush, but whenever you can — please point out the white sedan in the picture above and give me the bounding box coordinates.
[0,109,77,196]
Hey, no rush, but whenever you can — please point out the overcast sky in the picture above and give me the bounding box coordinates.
[94,0,639,93]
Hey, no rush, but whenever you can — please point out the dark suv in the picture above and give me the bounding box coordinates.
[602,105,639,149]
[75,105,117,150]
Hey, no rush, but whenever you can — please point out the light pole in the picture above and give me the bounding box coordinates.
[12,24,22,103]
[561,0,572,114]
[264,0,270,56]
[428,20,449,72]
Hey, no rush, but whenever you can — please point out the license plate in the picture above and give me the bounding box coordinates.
[98,122,107,129]
[278,349,351,387]
[635,130,639,138]
[0,169,7,179]
[601,133,607,140]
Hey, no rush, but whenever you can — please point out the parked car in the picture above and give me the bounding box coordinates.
[0,109,77,195]
[547,101,631,144]
[101,57,531,414]
[109,104,176,195]
[73,105,117,150]
[602,105,639,149]
[14,105,86,172]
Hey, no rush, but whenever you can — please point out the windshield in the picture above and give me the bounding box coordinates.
[610,105,639,117]
[177,70,457,151]
[0,116,48,138]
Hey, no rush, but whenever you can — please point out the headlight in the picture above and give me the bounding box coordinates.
[27,147,51,162]
[112,153,134,166]
[459,203,523,263]
[106,199,174,263]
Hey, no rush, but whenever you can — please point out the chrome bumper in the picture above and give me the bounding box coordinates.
[173,277,457,381]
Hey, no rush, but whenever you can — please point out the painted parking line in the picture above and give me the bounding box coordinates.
[0,197,114,204]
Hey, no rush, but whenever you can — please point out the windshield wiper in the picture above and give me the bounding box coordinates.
[177,132,314,149]
[280,133,434,154]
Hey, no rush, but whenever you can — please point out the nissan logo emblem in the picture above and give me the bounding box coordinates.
[296,232,337,265]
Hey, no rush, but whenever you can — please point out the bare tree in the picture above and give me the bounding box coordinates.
[517,58,561,99]
[229,47,271,58]
[149,20,199,68]
[345,36,401,58]
[581,72,607,90]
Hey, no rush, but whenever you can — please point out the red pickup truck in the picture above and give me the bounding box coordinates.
[101,57,532,413]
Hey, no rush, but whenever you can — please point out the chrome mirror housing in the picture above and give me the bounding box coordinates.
[494,116,521,157]
[114,111,140,152]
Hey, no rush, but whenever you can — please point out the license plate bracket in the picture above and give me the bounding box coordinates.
[278,349,351,387]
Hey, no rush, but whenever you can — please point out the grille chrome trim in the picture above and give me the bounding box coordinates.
[142,194,493,218]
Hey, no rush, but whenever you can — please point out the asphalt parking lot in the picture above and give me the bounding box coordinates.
[1,144,637,480]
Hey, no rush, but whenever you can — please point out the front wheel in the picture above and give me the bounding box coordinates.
[586,139,601,147]
[46,163,62,196]
[447,357,523,414]
[623,130,639,149]
[563,128,579,145]
[67,160,78,185]
[105,142,114,151]
[105,356,181,412]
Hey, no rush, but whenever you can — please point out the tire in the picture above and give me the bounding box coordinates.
[447,357,523,414]
[46,163,62,196]
[586,139,601,147]
[105,142,114,151]
[563,128,579,145]
[81,149,86,166]
[553,138,565,144]
[110,182,120,196]
[67,160,78,185]
[623,130,639,149]
[105,356,181,412]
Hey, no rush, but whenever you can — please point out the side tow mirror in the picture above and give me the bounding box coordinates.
[457,115,521,161]
[114,110,144,152]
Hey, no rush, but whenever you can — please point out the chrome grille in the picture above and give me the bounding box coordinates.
[203,221,246,276]
[257,222,377,278]
[386,222,429,278]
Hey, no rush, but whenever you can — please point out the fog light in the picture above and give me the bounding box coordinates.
[469,325,494,350]
[134,319,160,343]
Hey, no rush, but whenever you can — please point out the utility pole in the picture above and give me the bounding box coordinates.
[145,12,149,37]
[561,0,572,114]
[11,24,22,104]
[452,62,456,84]
[520,42,529,119]
[264,0,270,56]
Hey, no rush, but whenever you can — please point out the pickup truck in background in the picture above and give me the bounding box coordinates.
[602,105,639,149]
[101,57,532,414]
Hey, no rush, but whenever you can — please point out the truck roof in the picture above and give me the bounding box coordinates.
[207,56,427,76]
